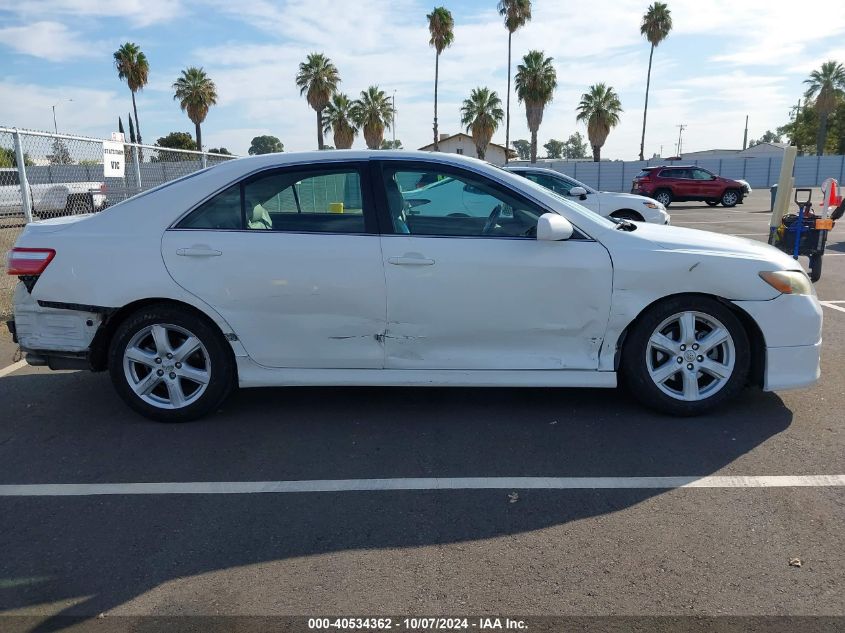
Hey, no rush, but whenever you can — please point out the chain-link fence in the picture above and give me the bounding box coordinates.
[0,127,237,317]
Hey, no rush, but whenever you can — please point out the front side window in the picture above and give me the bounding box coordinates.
[382,165,546,238]
[692,168,713,180]
[176,166,367,233]
[525,172,573,196]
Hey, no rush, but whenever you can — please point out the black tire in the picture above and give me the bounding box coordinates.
[705,200,719,207]
[809,254,822,282]
[720,189,740,208]
[653,189,673,208]
[108,303,235,422]
[621,296,751,416]
[611,210,644,222]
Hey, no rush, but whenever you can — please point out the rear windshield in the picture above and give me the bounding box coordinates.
[635,170,653,178]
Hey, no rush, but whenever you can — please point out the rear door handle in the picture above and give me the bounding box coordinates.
[176,247,222,257]
[388,256,435,266]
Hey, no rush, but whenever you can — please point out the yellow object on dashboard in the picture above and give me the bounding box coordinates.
[329,202,344,214]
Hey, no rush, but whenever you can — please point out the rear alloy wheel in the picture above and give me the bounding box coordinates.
[653,190,673,207]
[721,189,740,207]
[622,297,750,416]
[109,304,235,422]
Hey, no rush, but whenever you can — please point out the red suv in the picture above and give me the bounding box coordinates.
[631,166,745,208]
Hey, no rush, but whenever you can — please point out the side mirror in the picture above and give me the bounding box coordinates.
[569,186,588,200]
[537,213,574,241]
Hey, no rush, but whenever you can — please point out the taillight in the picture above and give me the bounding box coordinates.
[7,248,56,275]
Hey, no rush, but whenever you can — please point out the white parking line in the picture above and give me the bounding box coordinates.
[1,475,843,497]
[673,220,772,225]
[0,359,27,379]
[821,302,845,314]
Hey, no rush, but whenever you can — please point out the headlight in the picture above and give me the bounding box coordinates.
[759,271,815,296]
[643,201,660,209]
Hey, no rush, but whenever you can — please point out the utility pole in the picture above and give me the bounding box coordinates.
[675,124,687,157]
[742,115,749,150]
[50,98,73,134]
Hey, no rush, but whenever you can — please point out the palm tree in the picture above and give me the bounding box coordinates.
[295,53,341,150]
[113,42,149,146]
[638,2,672,161]
[353,86,394,149]
[460,87,504,160]
[804,60,845,156]
[427,6,455,150]
[576,83,623,162]
[514,50,557,163]
[323,93,358,149]
[497,0,531,163]
[172,67,218,153]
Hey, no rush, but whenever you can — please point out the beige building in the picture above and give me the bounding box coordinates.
[418,133,516,166]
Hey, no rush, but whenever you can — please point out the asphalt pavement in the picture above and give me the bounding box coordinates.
[0,190,843,631]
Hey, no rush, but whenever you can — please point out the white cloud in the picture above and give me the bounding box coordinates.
[0,0,184,27]
[0,21,103,61]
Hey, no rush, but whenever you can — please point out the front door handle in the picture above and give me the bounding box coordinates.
[176,246,222,257]
[388,256,435,266]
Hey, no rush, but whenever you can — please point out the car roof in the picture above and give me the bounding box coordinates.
[644,165,698,170]
[504,165,571,176]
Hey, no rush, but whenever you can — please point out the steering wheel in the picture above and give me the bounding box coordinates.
[481,204,503,235]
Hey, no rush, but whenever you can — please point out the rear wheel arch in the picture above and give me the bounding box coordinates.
[614,292,765,388]
[89,298,236,373]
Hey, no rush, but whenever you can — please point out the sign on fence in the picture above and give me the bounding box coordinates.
[102,140,125,177]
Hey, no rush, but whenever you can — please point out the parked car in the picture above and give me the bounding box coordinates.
[0,168,107,218]
[6,151,821,422]
[505,165,670,224]
[631,165,746,208]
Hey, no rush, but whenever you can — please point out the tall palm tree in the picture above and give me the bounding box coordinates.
[514,50,557,163]
[323,93,359,149]
[295,53,341,150]
[172,67,218,153]
[353,86,394,149]
[427,6,455,150]
[804,60,845,156]
[576,83,623,162]
[113,42,149,146]
[460,87,504,160]
[638,2,672,161]
[497,0,531,163]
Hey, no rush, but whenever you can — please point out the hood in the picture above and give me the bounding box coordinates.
[629,222,802,269]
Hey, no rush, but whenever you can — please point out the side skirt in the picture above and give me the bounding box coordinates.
[236,357,617,389]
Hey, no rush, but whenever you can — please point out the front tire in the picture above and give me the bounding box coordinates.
[621,296,750,416]
[721,189,740,207]
[653,189,673,207]
[108,304,235,422]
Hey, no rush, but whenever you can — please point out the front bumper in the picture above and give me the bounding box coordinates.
[733,293,822,392]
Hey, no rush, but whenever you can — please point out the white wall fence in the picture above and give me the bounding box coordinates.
[512,155,845,192]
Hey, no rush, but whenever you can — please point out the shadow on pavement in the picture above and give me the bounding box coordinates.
[0,371,793,631]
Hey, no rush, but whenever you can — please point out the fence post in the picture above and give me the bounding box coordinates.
[133,146,142,192]
[815,155,820,186]
[766,158,772,187]
[201,153,208,169]
[12,130,34,224]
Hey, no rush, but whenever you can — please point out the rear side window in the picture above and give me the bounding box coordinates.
[635,170,653,179]
[176,166,368,234]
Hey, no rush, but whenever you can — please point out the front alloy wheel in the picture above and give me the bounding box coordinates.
[721,190,739,207]
[622,296,750,416]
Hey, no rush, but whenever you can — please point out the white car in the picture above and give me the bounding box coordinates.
[0,168,107,218]
[6,151,821,422]
[506,165,670,224]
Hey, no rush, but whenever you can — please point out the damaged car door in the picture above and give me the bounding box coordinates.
[376,160,614,370]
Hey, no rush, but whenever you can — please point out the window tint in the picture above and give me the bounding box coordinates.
[382,166,546,238]
[636,170,653,178]
[692,168,713,180]
[179,184,242,229]
[525,173,573,196]
[177,167,367,233]
[244,168,365,233]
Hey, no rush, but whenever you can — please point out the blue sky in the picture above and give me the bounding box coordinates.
[1,0,844,157]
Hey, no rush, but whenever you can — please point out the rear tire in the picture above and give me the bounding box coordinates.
[653,189,673,207]
[108,304,235,422]
[721,189,740,207]
[621,296,750,416]
[705,200,719,207]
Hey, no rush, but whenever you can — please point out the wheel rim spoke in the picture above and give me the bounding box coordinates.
[150,325,172,356]
[648,332,678,354]
[125,346,157,368]
[700,358,731,380]
[133,371,161,396]
[682,371,700,400]
[678,312,696,343]
[166,379,186,409]
[173,336,201,363]
[650,361,680,385]
[178,365,210,385]
[698,327,728,354]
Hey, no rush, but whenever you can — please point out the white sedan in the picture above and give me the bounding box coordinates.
[505,165,670,224]
[6,151,821,422]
